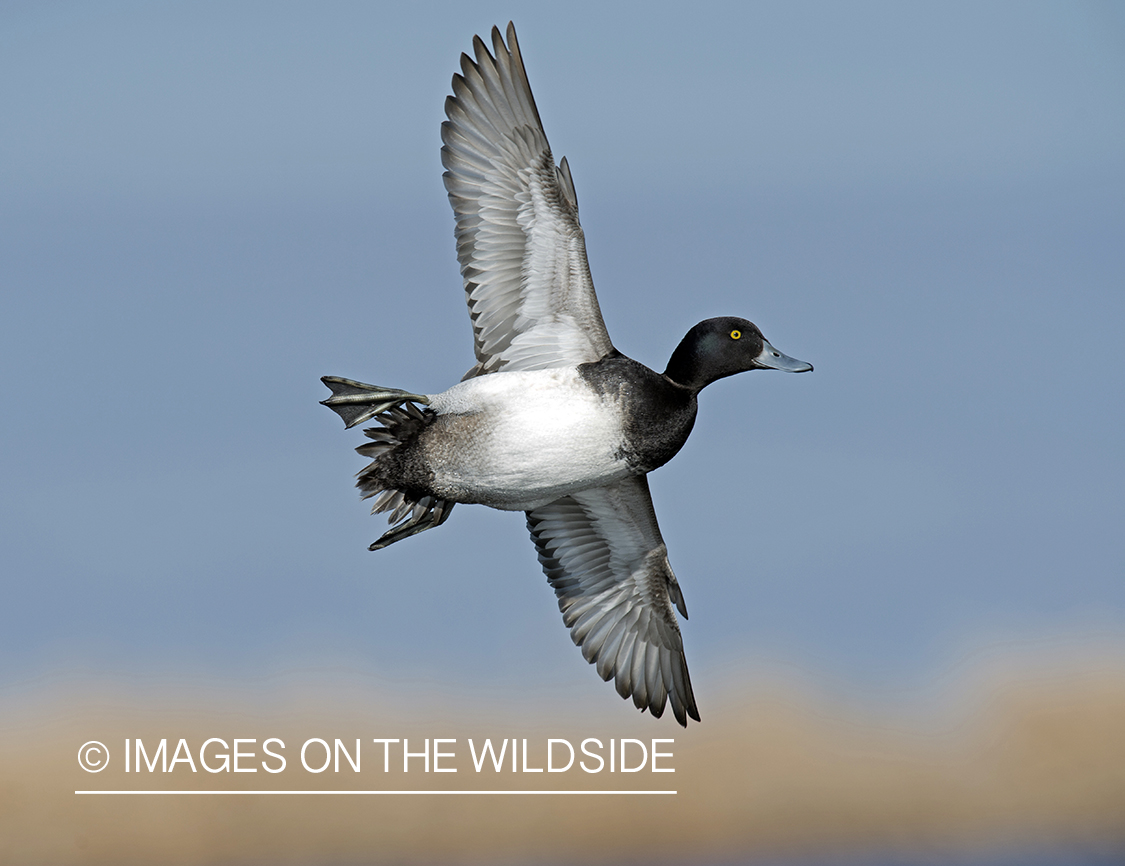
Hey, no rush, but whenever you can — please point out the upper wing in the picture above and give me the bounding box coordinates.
[442,23,614,379]
[526,476,700,726]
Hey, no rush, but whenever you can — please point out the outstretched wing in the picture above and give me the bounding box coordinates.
[442,23,614,379]
[526,476,700,726]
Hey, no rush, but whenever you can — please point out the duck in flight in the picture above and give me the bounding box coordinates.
[321,23,811,726]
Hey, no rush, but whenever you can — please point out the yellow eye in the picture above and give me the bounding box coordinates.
[730,329,741,340]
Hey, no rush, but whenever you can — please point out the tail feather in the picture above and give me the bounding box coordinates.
[321,375,455,551]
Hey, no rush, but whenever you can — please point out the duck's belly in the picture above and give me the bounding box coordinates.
[423,369,629,510]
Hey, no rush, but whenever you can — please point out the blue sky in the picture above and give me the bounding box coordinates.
[2,0,1123,711]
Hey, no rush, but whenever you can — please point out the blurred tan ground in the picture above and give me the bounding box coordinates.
[3,653,1125,865]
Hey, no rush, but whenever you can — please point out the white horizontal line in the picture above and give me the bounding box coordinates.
[76,790,675,796]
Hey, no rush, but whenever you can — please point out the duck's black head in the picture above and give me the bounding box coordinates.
[663,316,812,392]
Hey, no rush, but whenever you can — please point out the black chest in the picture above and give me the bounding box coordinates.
[579,354,698,474]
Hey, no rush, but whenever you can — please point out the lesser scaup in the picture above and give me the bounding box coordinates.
[321,24,811,726]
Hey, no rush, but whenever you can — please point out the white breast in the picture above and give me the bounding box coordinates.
[425,369,629,509]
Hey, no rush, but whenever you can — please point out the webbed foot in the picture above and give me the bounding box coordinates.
[320,376,430,429]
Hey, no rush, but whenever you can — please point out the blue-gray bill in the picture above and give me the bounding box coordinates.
[756,340,814,373]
